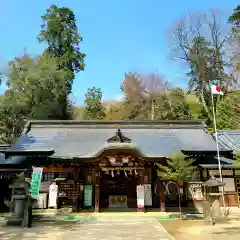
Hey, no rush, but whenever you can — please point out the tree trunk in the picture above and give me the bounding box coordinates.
[178,193,182,219]
[200,92,212,121]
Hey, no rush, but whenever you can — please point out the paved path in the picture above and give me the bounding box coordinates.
[74,217,174,239]
[0,216,174,240]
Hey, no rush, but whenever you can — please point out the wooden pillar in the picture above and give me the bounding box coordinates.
[143,167,149,212]
[72,166,79,212]
[79,167,84,210]
[143,167,148,184]
[95,167,100,212]
[233,169,239,208]
[200,168,204,182]
[160,181,165,212]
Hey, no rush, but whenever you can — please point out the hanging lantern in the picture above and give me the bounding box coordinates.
[122,157,129,164]
[135,169,138,175]
[124,170,127,177]
[129,170,132,175]
[111,170,114,177]
[108,157,116,165]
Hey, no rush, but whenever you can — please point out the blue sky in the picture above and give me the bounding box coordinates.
[0,0,239,104]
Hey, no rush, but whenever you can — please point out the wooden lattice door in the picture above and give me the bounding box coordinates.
[235,177,240,205]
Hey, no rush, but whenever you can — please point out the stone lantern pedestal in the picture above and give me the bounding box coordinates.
[5,173,35,227]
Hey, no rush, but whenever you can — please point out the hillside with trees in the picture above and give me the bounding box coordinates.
[0,5,240,143]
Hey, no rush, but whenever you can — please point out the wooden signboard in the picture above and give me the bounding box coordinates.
[144,184,152,206]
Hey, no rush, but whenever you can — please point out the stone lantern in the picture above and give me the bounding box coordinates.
[5,173,35,227]
[202,176,226,225]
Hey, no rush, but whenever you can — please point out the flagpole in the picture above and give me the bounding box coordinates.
[211,92,226,212]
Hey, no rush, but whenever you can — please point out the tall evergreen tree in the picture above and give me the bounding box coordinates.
[38,4,86,119]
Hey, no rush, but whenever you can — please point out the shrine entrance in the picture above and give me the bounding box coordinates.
[100,169,137,209]
[98,154,146,211]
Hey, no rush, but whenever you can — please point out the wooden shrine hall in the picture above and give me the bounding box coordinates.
[0,120,234,212]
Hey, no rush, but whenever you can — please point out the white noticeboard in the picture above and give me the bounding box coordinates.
[136,185,144,208]
[41,181,50,192]
[217,178,235,192]
[33,193,48,209]
[48,184,58,208]
[144,184,152,206]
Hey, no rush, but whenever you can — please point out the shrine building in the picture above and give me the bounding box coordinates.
[0,120,238,212]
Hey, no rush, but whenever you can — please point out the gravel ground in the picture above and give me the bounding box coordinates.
[160,219,240,240]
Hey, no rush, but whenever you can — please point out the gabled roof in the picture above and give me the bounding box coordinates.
[217,130,240,152]
[199,156,236,169]
[2,120,230,159]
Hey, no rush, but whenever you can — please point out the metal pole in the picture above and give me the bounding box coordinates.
[211,93,226,212]
[151,100,155,120]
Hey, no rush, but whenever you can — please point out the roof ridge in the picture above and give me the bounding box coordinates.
[28,120,207,127]
[218,129,240,131]
[218,130,240,134]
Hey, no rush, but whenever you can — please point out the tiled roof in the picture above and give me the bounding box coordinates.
[5,120,227,159]
[0,144,29,165]
[0,155,26,165]
[199,156,236,169]
[0,153,5,164]
[217,130,240,152]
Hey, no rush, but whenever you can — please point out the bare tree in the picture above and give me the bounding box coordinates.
[168,9,232,121]
[121,72,170,120]
[139,72,169,120]
[205,9,234,92]
[121,72,147,120]
[140,72,169,94]
[228,6,240,89]
[121,71,192,120]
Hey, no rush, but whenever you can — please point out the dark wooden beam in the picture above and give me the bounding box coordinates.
[182,150,233,155]
[2,149,55,156]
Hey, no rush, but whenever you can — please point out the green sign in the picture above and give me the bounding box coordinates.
[30,167,43,199]
[84,185,93,208]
